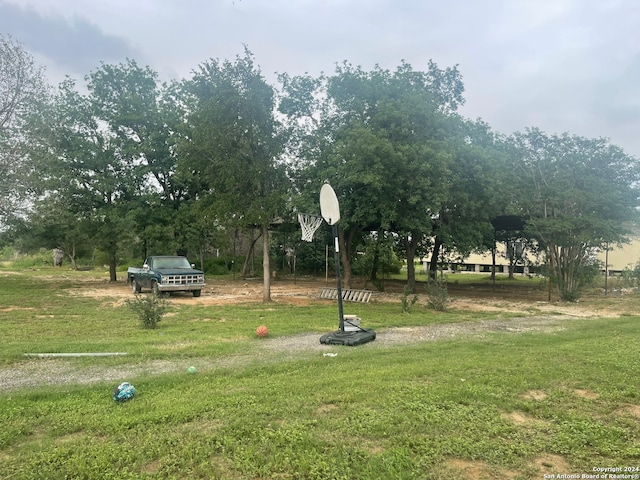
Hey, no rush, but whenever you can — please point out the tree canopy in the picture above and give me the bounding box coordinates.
[508,128,640,299]
[4,41,640,302]
[280,61,468,288]
[179,49,287,300]
[0,34,49,223]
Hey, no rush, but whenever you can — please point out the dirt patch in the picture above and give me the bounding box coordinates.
[316,403,339,415]
[446,459,517,479]
[574,389,599,400]
[616,405,640,418]
[522,390,548,401]
[64,277,631,317]
[501,411,552,431]
[502,411,534,425]
[67,277,327,307]
[532,454,573,476]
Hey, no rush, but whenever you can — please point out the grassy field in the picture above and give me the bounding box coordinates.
[1,267,639,479]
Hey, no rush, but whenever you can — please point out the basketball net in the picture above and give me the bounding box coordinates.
[298,213,323,242]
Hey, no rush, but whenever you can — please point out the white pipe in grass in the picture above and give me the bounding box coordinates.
[23,353,128,358]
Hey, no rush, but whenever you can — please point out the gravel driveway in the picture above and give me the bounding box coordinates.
[0,315,566,394]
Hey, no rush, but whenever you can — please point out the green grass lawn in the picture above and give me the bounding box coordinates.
[1,268,639,479]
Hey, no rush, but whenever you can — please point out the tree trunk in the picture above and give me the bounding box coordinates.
[404,234,417,293]
[66,241,78,270]
[262,223,271,302]
[491,240,496,282]
[507,239,515,280]
[241,229,261,277]
[429,236,443,280]
[109,247,117,282]
[369,244,379,282]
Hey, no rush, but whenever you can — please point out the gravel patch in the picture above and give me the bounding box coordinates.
[0,316,566,394]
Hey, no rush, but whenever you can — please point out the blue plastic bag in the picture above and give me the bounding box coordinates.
[112,382,136,403]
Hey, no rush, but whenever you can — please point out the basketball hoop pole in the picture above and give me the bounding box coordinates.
[319,183,345,332]
[332,223,345,332]
[318,183,376,346]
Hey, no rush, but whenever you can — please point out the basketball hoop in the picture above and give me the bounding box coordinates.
[298,213,323,242]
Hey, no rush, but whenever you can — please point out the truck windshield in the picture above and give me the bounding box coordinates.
[153,257,191,269]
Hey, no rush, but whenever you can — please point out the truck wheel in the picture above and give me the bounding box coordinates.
[193,290,201,297]
[131,279,141,294]
[152,281,161,296]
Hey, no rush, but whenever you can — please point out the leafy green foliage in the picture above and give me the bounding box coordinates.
[621,260,640,287]
[201,256,237,275]
[401,285,419,313]
[509,129,640,301]
[427,118,506,260]
[280,60,466,287]
[425,278,449,311]
[125,293,170,329]
[352,233,403,278]
[0,34,50,223]
[38,63,161,281]
[4,50,640,310]
[182,49,286,224]
[180,48,288,300]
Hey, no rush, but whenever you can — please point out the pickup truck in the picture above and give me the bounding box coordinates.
[128,256,205,297]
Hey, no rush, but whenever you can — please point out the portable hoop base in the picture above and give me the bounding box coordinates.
[319,328,376,346]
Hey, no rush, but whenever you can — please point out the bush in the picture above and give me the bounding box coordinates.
[556,259,601,302]
[621,261,640,287]
[425,279,449,312]
[351,237,403,277]
[0,246,18,262]
[126,293,170,329]
[7,248,53,268]
[401,286,419,313]
[203,256,243,275]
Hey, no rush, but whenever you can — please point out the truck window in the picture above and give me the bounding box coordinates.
[153,257,191,269]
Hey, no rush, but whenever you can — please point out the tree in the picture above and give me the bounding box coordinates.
[509,128,640,300]
[426,118,507,281]
[97,74,199,260]
[0,34,49,223]
[280,60,464,289]
[13,200,92,269]
[180,49,287,301]
[39,61,163,281]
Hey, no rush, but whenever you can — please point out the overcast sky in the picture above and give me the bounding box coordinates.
[2,0,639,156]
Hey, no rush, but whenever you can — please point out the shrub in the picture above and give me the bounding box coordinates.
[401,285,419,313]
[8,249,53,268]
[0,245,18,262]
[126,293,170,329]
[372,278,384,292]
[203,256,244,275]
[351,234,403,277]
[425,279,449,312]
[555,259,601,302]
[620,261,640,287]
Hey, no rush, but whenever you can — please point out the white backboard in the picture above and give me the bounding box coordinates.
[319,184,340,225]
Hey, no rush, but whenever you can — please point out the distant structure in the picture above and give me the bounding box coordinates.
[53,248,64,267]
[423,240,640,277]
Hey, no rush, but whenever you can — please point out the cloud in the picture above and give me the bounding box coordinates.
[1,0,639,157]
[0,1,139,76]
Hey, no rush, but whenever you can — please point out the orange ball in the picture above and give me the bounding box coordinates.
[255,325,269,338]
